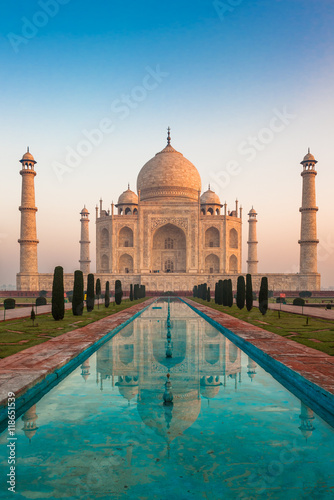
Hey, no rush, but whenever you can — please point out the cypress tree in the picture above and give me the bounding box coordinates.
[72,270,84,316]
[236,276,246,310]
[194,285,198,298]
[214,282,218,303]
[227,279,233,307]
[105,281,110,308]
[202,283,207,301]
[52,266,65,321]
[222,280,228,306]
[115,280,123,305]
[259,277,269,315]
[246,274,253,312]
[130,284,133,301]
[30,307,36,326]
[86,273,95,312]
[96,278,101,309]
[217,280,223,305]
[143,285,146,298]
[134,284,139,300]
[207,286,211,302]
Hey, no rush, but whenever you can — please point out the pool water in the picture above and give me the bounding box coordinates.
[1,298,334,499]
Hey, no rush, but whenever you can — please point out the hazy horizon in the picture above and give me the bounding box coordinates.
[1,0,333,288]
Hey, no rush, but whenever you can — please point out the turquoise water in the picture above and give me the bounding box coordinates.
[1,298,334,499]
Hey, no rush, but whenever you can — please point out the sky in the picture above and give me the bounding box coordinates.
[0,0,333,287]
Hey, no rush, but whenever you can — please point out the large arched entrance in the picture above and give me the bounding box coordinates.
[152,224,186,273]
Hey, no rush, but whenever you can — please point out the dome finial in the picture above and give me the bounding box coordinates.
[167,127,171,146]
[27,146,29,153]
[308,147,310,154]
[128,182,130,190]
[208,183,211,190]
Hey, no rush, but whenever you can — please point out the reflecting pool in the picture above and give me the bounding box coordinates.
[1,298,334,499]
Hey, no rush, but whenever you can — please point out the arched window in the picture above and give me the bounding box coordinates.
[205,227,220,247]
[229,228,238,249]
[101,254,109,271]
[164,259,174,272]
[207,208,214,215]
[229,254,238,272]
[165,238,174,249]
[119,227,133,247]
[133,208,138,215]
[101,228,109,248]
[125,207,132,215]
[201,209,205,215]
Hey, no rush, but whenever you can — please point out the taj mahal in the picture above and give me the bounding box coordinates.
[16,129,321,292]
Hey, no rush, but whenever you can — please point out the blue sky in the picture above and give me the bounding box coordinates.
[1,0,334,286]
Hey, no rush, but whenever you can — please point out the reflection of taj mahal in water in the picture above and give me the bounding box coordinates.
[22,300,316,445]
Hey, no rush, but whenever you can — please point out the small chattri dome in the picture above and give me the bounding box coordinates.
[20,148,36,163]
[301,149,317,164]
[118,187,138,205]
[81,206,89,214]
[249,207,257,214]
[200,188,221,206]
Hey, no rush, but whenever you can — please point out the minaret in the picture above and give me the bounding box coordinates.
[79,206,91,273]
[299,150,319,274]
[22,404,39,442]
[247,207,258,274]
[18,149,39,287]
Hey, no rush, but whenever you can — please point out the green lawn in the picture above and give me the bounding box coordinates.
[0,298,148,359]
[190,298,334,356]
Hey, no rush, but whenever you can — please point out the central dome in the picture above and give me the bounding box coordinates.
[137,134,201,202]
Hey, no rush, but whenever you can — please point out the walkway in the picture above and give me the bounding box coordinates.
[0,299,154,411]
[1,299,107,321]
[266,301,334,320]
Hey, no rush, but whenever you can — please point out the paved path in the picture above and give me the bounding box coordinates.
[265,301,334,321]
[185,299,334,400]
[0,299,109,321]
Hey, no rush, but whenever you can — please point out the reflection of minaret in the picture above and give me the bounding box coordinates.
[299,402,315,440]
[22,404,38,442]
[79,206,91,273]
[247,357,257,381]
[247,207,258,274]
[81,358,91,381]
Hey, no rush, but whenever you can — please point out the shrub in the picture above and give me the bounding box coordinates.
[4,299,15,310]
[207,287,211,302]
[39,290,48,297]
[259,277,268,315]
[105,281,110,308]
[52,266,65,321]
[134,284,139,300]
[246,274,253,312]
[86,274,95,312]
[217,280,223,305]
[236,276,245,310]
[293,297,305,306]
[299,291,312,298]
[72,270,84,316]
[36,296,47,307]
[130,284,133,301]
[115,280,123,305]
